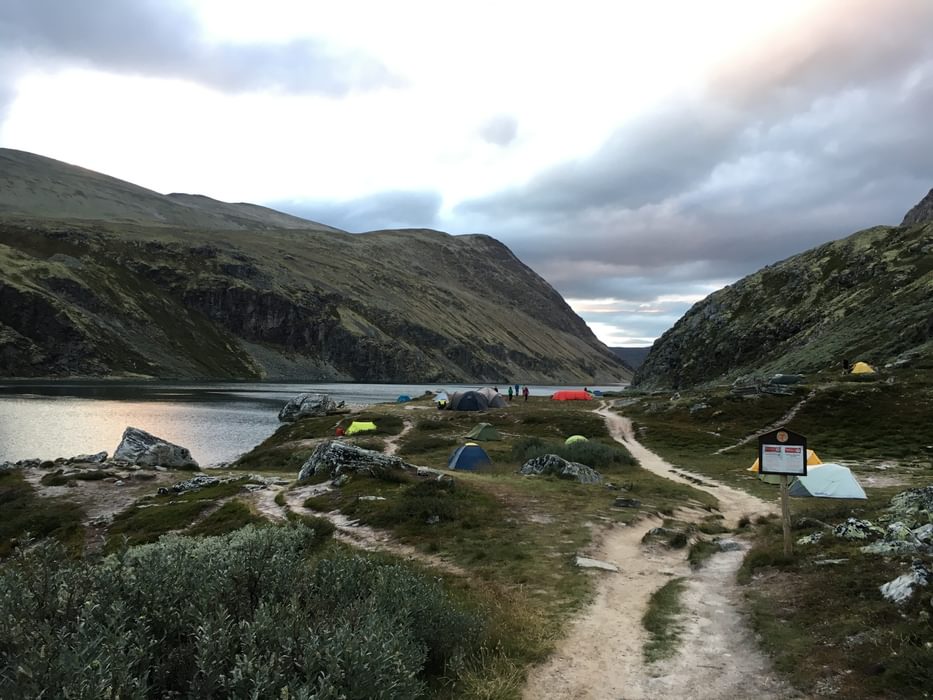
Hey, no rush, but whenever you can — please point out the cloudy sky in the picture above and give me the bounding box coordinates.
[2,0,932,346]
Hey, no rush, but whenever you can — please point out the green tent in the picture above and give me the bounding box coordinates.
[346,421,377,435]
[788,463,867,499]
[466,422,501,441]
[565,435,588,445]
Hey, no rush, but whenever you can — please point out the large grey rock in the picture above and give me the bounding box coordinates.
[880,559,931,605]
[519,454,602,484]
[278,393,345,422]
[833,518,883,541]
[113,427,198,468]
[889,486,933,525]
[298,440,416,481]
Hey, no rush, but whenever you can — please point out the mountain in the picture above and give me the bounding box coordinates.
[634,195,933,389]
[610,346,651,370]
[902,187,933,227]
[0,149,628,383]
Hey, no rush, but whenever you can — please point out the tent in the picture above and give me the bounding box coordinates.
[851,361,876,375]
[466,422,502,441]
[551,390,593,401]
[346,421,377,435]
[447,390,489,411]
[476,387,508,408]
[592,390,603,396]
[448,443,492,470]
[396,394,411,403]
[749,449,822,484]
[565,434,588,445]
[788,463,867,499]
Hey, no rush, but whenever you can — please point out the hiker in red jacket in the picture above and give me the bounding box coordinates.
[522,386,529,401]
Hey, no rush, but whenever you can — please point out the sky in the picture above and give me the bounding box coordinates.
[1,0,932,347]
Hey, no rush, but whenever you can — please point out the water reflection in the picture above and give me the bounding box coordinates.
[0,381,627,466]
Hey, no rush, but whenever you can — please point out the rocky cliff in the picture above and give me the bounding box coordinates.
[0,149,628,383]
[634,197,933,389]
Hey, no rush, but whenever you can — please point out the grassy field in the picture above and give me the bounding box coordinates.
[619,371,933,699]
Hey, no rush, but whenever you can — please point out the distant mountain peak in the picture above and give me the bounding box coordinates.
[902,187,933,227]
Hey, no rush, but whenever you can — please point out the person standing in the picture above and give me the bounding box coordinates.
[508,386,514,402]
[522,386,529,401]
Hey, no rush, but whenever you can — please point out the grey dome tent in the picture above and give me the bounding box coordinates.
[788,464,867,499]
[447,390,489,411]
[476,387,508,408]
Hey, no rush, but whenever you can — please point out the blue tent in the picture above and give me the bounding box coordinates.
[397,394,412,403]
[447,443,492,471]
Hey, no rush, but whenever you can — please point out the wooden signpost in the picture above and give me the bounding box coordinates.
[758,428,807,556]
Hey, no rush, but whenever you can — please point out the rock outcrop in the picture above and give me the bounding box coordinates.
[902,187,933,226]
[278,393,344,422]
[519,454,602,484]
[113,427,199,469]
[298,440,416,481]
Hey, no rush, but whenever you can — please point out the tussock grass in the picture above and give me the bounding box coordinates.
[185,499,268,537]
[643,578,687,662]
[0,471,85,557]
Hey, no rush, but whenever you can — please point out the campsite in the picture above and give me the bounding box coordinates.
[2,368,931,699]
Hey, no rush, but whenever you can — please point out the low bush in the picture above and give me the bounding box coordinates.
[185,500,268,537]
[0,525,482,698]
[398,434,457,456]
[511,437,636,470]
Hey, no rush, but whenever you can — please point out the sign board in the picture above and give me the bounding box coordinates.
[758,428,807,476]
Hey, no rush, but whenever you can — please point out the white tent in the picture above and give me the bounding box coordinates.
[788,463,867,499]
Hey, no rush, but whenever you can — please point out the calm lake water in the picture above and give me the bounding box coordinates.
[0,381,627,466]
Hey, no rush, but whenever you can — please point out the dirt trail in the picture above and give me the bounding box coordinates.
[715,389,816,454]
[522,404,792,699]
[246,480,466,575]
[383,419,413,456]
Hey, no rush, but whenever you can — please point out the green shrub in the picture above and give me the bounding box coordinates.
[0,525,481,698]
[510,437,636,470]
[398,434,457,456]
[185,500,267,537]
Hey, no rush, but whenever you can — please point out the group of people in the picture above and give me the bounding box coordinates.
[504,383,529,402]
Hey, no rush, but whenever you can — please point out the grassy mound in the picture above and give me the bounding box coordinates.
[0,470,85,557]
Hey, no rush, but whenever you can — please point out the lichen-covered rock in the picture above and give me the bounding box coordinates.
[278,393,345,422]
[519,454,602,484]
[880,559,931,605]
[157,475,220,495]
[797,532,824,545]
[889,486,933,524]
[113,427,198,468]
[833,518,884,540]
[298,440,415,481]
[70,451,108,463]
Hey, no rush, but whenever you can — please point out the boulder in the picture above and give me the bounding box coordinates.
[278,393,345,422]
[157,475,220,495]
[797,532,824,546]
[880,559,931,606]
[113,427,198,468]
[889,486,933,525]
[298,440,416,481]
[70,451,108,463]
[519,454,602,484]
[833,518,883,541]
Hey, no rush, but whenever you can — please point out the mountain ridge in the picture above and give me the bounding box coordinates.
[0,149,628,383]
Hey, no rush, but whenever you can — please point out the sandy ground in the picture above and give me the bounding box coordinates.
[522,404,795,699]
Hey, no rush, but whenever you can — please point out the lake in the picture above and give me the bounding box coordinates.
[0,381,627,466]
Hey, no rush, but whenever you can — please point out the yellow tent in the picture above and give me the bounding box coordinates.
[565,435,588,445]
[851,361,875,375]
[346,421,377,435]
[749,449,822,484]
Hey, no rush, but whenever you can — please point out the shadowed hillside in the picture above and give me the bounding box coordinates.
[0,149,628,383]
[634,194,933,389]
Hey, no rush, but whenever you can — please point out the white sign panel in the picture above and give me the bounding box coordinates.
[759,444,806,475]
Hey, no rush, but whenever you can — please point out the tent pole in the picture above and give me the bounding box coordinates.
[780,474,792,557]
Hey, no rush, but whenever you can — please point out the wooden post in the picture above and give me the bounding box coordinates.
[780,474,792,557]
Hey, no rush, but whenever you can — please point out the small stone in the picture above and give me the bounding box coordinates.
[331,474,351,488]
[717,539,742,552]
[358,495,386,501]
[797,532,824,545]
[426,515,440,525]
[574,555,619,572]
[613,497,641,508]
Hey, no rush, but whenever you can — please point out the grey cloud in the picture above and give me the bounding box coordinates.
[478,114,518,146]
[0,0,398,96]
[272,191,442,233]
[452,41,933,321]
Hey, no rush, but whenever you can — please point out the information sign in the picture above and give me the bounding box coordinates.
[758,428,807,476]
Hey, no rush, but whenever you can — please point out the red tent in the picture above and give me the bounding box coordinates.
[551,390,593,401]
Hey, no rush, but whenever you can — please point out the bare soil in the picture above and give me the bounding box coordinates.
[522,404,796,699]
